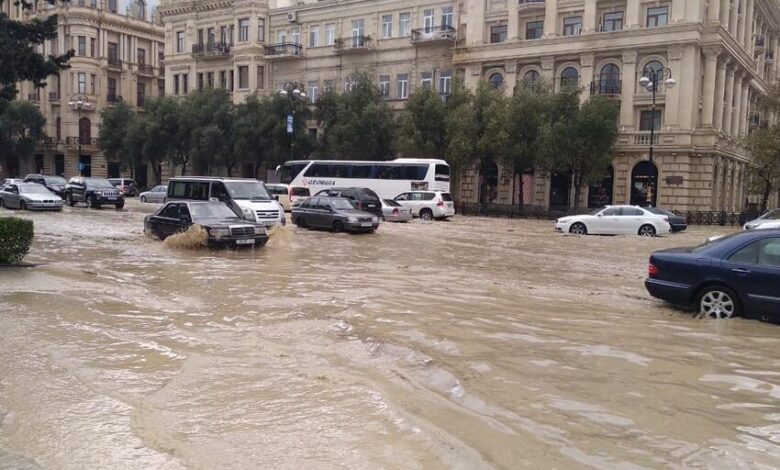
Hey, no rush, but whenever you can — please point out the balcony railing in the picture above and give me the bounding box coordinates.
[106,94,123,103]
[766,52,775,63]
[633,133,660,145]
[755,36,766,50]
[192,42,231,57]
[589,79,622,96]
[410,25,457,43]
[66,136,100,146]
[27,93,40,101]
[518,0,545,6]
[334,35,372,53]
[138,63,154,75]
[48,91,60,101]
[107,57,122,68]
[264,42,304,58]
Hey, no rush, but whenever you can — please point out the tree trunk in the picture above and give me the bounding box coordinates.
[510,172,516,218]
[762,178,772,212]
[517,172,525,209]
[152,162,162,186]
[226,164,233,177]
[572,173,583,210]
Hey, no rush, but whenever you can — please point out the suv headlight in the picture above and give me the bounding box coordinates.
[210,227,230,238]
[242,208,255,220]
[372,216,379,223]
[347,215,358,223]
[254,226,267,235]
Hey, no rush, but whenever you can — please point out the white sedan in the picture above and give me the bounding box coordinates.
[555,205,672,236]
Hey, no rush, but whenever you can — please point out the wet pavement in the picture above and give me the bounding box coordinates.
[1,200,780,469]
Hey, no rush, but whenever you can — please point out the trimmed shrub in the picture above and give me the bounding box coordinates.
[0,217,34,264]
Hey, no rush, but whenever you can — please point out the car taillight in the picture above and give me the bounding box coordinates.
[354,201,362,208]
[392,208,399,215]
[648,263,658,276]
[663,216,669,222]
[436,198,444,207]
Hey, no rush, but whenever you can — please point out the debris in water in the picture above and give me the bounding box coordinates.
[164,224,208,249]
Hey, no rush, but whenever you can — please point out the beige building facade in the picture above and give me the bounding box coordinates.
[158,0,779,211]
[3,0,165,186]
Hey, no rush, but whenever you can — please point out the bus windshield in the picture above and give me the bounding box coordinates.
[280,163,308,184]
[224,181,272,201]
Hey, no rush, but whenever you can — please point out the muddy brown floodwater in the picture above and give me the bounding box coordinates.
[1,200,780,469]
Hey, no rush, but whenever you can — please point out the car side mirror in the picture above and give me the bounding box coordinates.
[597,213,603,217]
[273,195,279,201]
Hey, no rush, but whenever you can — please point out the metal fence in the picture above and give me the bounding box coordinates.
[455,202,758,226]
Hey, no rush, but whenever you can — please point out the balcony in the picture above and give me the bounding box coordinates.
[633,133,659,145]
[264,42,304,59]
[65,136,100,146]
[106,94,123,103]
[138,63,154,75]
[411,25,457,44]
[334,35,372,53]
[192,42,232,59]
[766,51,775,63]
[107,57,122,69]
[48,91,60,102]
[27,93,40,102]
[755,36,766,51]
[589,79,622,96]
[518,0,545,9]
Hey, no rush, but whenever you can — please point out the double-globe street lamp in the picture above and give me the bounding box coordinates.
[278,86,307,161]
[68,94,94,176]
[637,67,676,206]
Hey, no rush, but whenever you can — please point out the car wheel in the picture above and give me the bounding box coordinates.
[697,286,740,319]
[638,224,656,237]
[19,201,27,211]
[67,193,76,206]
[420,209,434,221]
[140,196,147,203]
[332,220,344,233]
[295,217,307,228]
[115,201,124,210]
[569,222,587,235]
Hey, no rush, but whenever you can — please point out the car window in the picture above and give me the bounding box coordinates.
[421,192,436,201]
[159,203,180,218]
[383,199,400,207]
[621,208,644,216]
[395,193,409,201]
[155,186,166,192]
[410,193,423,201]
[441,193,453,202]
[758,238,780,267]
[300,197,311,208]
[179,205,192,222]
[212,182,230,202]
[291,187,310,197]
[331,199,354,210]
[602,208,621,216]
[729,240,762,264]
[320,199,333,210]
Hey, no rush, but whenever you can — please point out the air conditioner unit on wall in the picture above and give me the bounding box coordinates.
[287,11,297,23]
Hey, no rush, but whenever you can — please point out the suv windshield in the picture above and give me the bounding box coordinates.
[190,203,239,220]
[19,184,52,194]
[86,178,116,189]
[224,181,271,201]
[44,176,67,185]
[266,185,287,196]
[331,199,355,210]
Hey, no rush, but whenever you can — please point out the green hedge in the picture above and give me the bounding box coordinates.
[0,217,34,264]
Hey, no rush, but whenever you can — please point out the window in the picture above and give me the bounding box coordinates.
[326,23,336,45]
[560,67,579,88]
[207,72,213,88]
[277,30,287,43]
[442,6,453,28]
[137,82,145,106]
[601,11,623,31]
[176,31,184,52]
[238,65,248,89]
[729,238,780,266]
[642,60,665,90]
[599,64,620,94]
[421,71,433,89]
[221,25,228,43]
[174,74,180,95]
[198,28,204,46]
[639,110,662,131]
[207,27,215,44]
[219,71,226,89]
[238,18,249,42]
[258,18,265,42]
[228,71,233,92]
[183,73,189,93]
[108,0,116,12]
[351,19,365,42]
[399,12,411,36]
[324,79,334,93]
[77,72,86,93]
[307,81,318,102]
[523,70,540,86]
[229,25,234,43]
[526,20,543,39]
[423,9,434,33]
[310,26,319,47]
[563,16,582,36]
[397,73,409,99]
[108,77,117,98]
[382,15,392,38]
[137,48,146,65]
[646,6,668,27]
[489,72,504,89]
[78,36,86,56]
[90,38,96,57]
[379,75,390,97]
[439,70,452,95]
[90,74,96,94]
[197,73,203,90]
[490,25,507,43]
[257,66,264,89]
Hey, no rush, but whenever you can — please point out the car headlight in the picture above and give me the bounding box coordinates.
[254,226,267,235]
[372,216,379,223]
[242,208,255,220]
[347,216,358,223]
[94,190,103,195]
[210,227,230,238]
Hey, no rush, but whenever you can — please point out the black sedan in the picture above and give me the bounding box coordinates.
[144,201,269,248]
[292,196,380,233]
[646,207,687,232]
[645,229,780,322]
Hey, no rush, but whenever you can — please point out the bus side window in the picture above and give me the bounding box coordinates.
[212,182,229,202]
[170,181,186,197]
[190,182,209,200]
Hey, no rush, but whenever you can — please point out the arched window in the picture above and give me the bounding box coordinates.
[135,0,146,20]
[523,70,540,86]
[79,117,91,143]
[630,161,658,207]
[599,64,620,94]
[560,67,579,89]
[489,73,504,89]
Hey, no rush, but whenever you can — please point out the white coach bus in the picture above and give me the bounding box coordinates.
[276,158,451,200]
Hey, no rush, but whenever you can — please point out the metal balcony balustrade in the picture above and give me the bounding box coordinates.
[410,25,457,43]
[264,43,304,57]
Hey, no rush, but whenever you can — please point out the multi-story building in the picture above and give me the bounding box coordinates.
[2,0,165,186]
[159,0,780,211]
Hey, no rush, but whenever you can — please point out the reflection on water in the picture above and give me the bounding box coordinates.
[1,201,779,469]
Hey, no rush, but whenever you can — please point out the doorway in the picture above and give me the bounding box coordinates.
[630,161,658,207]
[549,171,572,208]
[478,159,499,204]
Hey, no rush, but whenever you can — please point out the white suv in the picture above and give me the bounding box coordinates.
[393,191,455,220]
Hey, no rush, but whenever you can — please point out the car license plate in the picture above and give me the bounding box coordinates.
[360,222,373,227]
[236,238,255,245]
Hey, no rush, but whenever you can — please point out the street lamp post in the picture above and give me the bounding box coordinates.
[638,67,676,206]
[68,94,94,176]
[278,86,306,161]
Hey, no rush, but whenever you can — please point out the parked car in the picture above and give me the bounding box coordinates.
[645,207,687,232]
[108,178,138,197]
[0,182,63,211]
[139,185,168,203]
[144,201,269,248]
[555,205,672,236]
[65,177,125,209]
[744,209,780,230]
[645,229,780,321]
[0,178,23,191]
[313,187,383,218]
[381,199,412,222]
[23,174,68,197]
[167,177,285,227]
[292,196,380,233]
[265,183,310,211]
[393,191,455,220]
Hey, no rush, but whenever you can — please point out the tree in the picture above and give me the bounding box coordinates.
[744,126,780,211]
[443,81,478,175]
[316,72,395,160]
[396,88,447,158]
[0,101,46,175]
[266,87,313,165]
[0,0,73,105]
[180,89,233,174]
[231,95,274,178]
[99,101,138,175]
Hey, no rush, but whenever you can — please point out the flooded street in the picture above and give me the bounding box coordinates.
[2,200,780,469]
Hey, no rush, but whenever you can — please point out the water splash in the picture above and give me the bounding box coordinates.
[163,224,208,249]
[267,223,292,249]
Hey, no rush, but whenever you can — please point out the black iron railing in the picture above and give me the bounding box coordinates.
[106,94,122,103]
[192,42,231,55]
[107,57,122,67]
[138,63,154,75]
[264,43,304,57]
[334,35,371,51]
[590,79,622,95]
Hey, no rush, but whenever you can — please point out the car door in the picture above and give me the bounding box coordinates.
[4,185,20,208]
[394,193,411,210]
[619,207,645,234]
[154,203,184,238]
[723,236,780,320]
[595,207,621,234]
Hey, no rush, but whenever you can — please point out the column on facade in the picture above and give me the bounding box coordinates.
[580,54,594,103]
[729,0,739,37]
[736,0,746,43]
[664,46,685,130]
[541,56,555,82]
[743,0,754,50]
[625,0,640,28]
[543,0,558,37]
[709,0,721,24]
[466,0,485,43]
[701,47,720,127]
[711,157,721,210]
[505,63,518,95]
[739,83,750,136]
[720,0,730,26]
[731,73,744,136]
[620,51,637,130]
[508,0,520,39]
[713,57,728,130]
[671,0,686,23]
[583,0,597,32]
[723,67,736,134]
